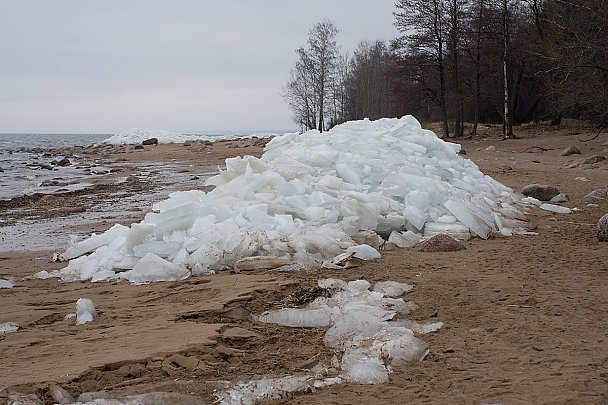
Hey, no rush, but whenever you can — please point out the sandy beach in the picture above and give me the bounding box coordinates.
[2,125,608,404]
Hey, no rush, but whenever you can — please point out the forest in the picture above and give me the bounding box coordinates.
[282,0,608,138]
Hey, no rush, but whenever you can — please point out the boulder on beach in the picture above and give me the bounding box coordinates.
[521,184,560,201]
[583,155,606,165]
[142,137,159,146]
[560,146,581,156]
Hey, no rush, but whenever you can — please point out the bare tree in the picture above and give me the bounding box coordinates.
[344,40,393,121]
[394,0,450,138]
[540,0,608,126]
[283,20,341,132]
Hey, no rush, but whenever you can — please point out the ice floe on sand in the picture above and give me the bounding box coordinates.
[215,278,441,403]
[46,115,527,283]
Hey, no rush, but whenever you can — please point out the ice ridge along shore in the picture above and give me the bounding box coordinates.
[48,115,526,283]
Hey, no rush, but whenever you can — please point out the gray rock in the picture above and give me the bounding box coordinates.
[584,189,608,200]
[550,193,570,203]
[581,164,595,170]
[498,165,512,171]
[56,157,71,166]
[521,184,560,201]
[134,145,144,150]
[560,146,581,156]
[583,155,606,164]
[142,137,159,146]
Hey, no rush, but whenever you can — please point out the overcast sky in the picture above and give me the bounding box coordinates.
[0,1,399,134]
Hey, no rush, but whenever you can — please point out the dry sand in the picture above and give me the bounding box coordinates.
[1,125,608,404]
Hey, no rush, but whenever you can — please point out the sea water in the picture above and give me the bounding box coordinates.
[0,133,109,201]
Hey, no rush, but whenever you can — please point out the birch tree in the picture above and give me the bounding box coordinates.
[283,20,341,132]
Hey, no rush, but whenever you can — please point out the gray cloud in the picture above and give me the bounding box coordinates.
[0,1,398,133]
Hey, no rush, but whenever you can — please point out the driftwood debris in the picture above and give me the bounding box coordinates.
[577,126,605,143]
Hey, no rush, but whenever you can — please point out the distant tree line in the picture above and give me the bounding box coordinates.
[283,1,608,138]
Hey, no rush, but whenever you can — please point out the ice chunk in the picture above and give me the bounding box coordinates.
[378,332,429,366]
[373,281,413,297]
[406,189,431,212]
[257,308,333,327]
[540,203,572,214]
[388,230,422,248]
[0,278,14,289]
[123,253,190,283]
[75,298,97,325]
[62,224,129,260]
[423,221,472,240]
[403,205,428,230]
[444,200,492,238]
[341,348,389,384]
[0,321,19,335]
[345,244,381,260]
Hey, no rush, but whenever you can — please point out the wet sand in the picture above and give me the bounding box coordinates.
[1,126,608,404]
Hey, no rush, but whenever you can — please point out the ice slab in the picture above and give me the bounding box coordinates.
[540,203,572,214]
[0,278,15,289]
[123,253,190,283]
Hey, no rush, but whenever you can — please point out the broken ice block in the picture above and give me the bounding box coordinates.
[75,298,97,325]
[123,253,189,283]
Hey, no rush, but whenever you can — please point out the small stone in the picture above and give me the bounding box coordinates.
[419,234,466,252]
[498,164,512,171]
[58,206,86,214]
[484,145,496,153]
[560,146,581,156]
[598,213,608,242]
[584,189,608,200]
[458,149,467,155]
[57,157,71,166]
[583,155,606,164]
[521,184,560,201]
[588,204,600,209]
[134,145,144,150]
[581,164,595,170]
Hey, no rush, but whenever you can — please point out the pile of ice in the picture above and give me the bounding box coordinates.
[100,128,278,146]
[50,115,526,283]
[215,278,441,403]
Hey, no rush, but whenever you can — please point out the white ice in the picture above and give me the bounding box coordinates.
[255,278,437,385]
[53,116,528,283]
[0,278,15,289]
[0,321,19,335]
[76,298,97,325]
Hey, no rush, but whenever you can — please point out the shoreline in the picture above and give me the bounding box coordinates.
[2,127,608,404]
